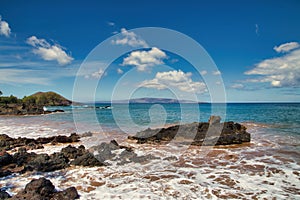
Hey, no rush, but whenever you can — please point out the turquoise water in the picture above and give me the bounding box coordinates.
[1,103,299,199]
[43,103,300,135]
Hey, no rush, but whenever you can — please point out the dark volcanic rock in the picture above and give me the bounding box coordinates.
[0,133,80,151]
[0,151,13,167]
[128,116,250,146]
[11,177,79,200]
[61,145,86,159]
[0,170,12,178]
[71,152,104,167]
[51,187,79,200]
[26,153,69,172]
[0,189,11,199]
[90,140,157,165]
[91,140,120,163]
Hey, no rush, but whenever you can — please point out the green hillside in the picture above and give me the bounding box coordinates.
[23,91,72,106]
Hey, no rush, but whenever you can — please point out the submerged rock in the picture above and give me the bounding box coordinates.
[128,116,250,146]
[11,177,79,200]
[90,140,158,165]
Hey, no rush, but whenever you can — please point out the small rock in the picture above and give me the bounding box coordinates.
[71,153,104,167]
[61,145,85,159]
[0,151,13,167]
[0,190,11,199]
[208,115,221,125]
[51,187,79,200]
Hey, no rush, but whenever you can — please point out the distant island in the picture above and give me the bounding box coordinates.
[97,98,205,104]
[0,91,206,115]
[0,91,72,115]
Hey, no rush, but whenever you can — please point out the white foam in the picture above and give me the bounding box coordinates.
[1,119,299,199]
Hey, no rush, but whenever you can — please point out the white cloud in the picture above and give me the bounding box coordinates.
[255,24,259,36]
[200,70,207,75]
[231,83,244,89]
[212,70,221,75]
[111,28,148,48]
[108,22,115,26]
[139,70,207,93]
[245,44,300,87]
[121,47,167,71]
[84,68,105,79]
[117,68,123,74]
[274,42,300,53]
[0,16,11,37]
[26,36,73,65]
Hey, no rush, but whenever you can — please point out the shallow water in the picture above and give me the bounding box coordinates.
[0,103,300,199]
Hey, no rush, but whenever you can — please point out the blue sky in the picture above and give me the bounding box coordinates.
[0,0,300,102]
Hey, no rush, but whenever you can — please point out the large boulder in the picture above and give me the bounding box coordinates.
[128,116,250,146]
[11,177,79,200]
[26,153,69,172]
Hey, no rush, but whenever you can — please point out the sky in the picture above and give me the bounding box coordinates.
[0,0,300,102]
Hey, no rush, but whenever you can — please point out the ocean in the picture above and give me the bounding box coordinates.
[0,103,299,199]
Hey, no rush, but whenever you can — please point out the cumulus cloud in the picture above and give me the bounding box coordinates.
[139,70,207,93]
[274,42,300,53]
[121,47,167,71]
[108,22,115,26]
[117,68,123,74]
[111,28,148,48]
[0,16,11,37]
[26,36,73,65]
[84,68,105,79]
[200,70,207,75]
[212,70,221,75]
[245,42,300,87]
[231,83,244,89]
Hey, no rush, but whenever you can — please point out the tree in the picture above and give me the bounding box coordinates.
[0,91,2,96]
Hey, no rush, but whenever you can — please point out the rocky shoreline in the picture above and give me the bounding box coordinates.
[0,116,251,199]
[0,104,66,115]
[128,116,250,146]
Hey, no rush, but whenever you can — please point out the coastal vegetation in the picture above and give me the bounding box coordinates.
[0,91,72,115]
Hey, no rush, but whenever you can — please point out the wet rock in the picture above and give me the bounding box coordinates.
[0,151,13,167]
[51,133,80,144]
[0,189,11,199]
[71,152,104,167]
[0,170,12,178]
[51,187,79,200]
[61,145,85,159]
[0,133,80,151]
[26,153,69,172]
[128,116,250,146]
[11,177,55,200]
[11,177,79,200]
[91,141,120,163]
[13,148,38,167]
[52,109,64,113]
[81,131,93,137]
[209,115,221,125]
[89,140,157,165]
